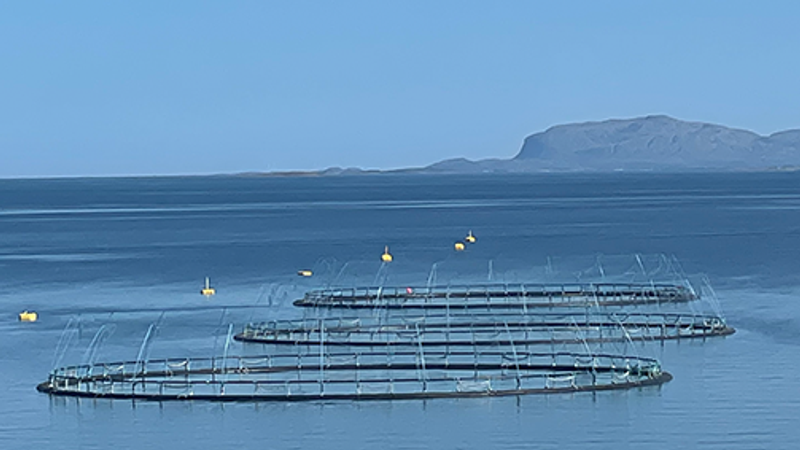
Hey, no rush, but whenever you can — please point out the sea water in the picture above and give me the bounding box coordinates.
[1,172,798,449]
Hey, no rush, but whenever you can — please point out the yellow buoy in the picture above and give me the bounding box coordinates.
[454,242,466,251]
[381,246,393,262]
[19,311,38,322]
[200,277,216,296]
[465,230,476,243]
[297,270,313,277]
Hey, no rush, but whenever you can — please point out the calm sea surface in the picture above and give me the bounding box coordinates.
[1,173,799,449]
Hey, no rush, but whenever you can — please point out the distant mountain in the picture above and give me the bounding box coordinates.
[423,115,800,173]
[244,115,800,177]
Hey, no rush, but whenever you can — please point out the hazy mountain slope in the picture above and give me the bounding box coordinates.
[424,115,800,173]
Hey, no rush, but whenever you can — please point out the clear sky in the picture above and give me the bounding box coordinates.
[1,1,799,177]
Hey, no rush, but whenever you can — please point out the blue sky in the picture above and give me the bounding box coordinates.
[1,1,798,177]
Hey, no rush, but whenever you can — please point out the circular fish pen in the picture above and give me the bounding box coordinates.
[293,283,697,310]
[235,312,734,348]
[37,350,671,401]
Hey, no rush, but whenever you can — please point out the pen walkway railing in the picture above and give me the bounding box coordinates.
[294,282,697,310]
[38,350,671,401]
[236,312,734,348]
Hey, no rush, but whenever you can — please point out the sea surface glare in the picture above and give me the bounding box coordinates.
[1,173,798,449]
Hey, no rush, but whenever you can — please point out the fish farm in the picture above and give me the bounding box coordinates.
[38,254,735,402]
[36,350,671,401]
[235,312,734,348]
[293,282,697,310]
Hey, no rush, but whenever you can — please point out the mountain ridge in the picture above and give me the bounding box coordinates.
[422,115,800,173]
[246,116,800,176]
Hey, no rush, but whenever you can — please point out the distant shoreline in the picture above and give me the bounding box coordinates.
[5,115,800,180]
[2,165,800,182]
[236,164,800,178]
